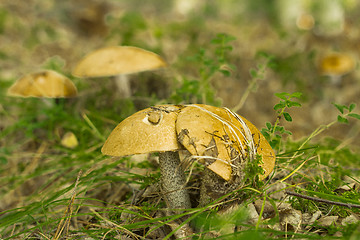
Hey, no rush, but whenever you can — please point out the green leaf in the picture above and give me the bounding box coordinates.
[283,112,292,122]
[274,102,285,110]
[275,92,289,100]
[256,51,270,59]
[211,33,236,45]
[266,122,272,130]
[221,46,233,51]
[287,101,302,108]
[275,125,285,132]
[249,69,258,78]
[261,130,270,138]
[222,34,236,43]
[348,113,360,120]
[349,103,356,112]
[219,69,231,77]
[290,92,302,99]
[284,130,292,135]
[337,115,348,124]
[210,38,222,45]
[0,156,7,164]
[269,140,277,149]
[227,63,236,71]
[333,103,345,114]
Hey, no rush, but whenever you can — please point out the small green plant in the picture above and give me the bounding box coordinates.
[333,103,360,123]
[172,33,236,105]
[292,102,360,158]
[261,92,302,152]
[42,55,66,73]
[233,52,274,112]
[244,154,265,188]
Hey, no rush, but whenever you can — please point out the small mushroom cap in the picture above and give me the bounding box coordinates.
[72,46,167,78]
[7,70,77,98]
[296,13,315,30]
[319,53,355,76]
[101,105,184,157]
[61,131,79,149]
[176,104,275,181]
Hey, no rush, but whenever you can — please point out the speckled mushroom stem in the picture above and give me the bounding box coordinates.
[158,151,191,209]
[199,168,231,207]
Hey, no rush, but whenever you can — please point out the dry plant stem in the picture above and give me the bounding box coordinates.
[114,74,131,98]
[54,170,82,239]
[286,191,360,209]
[159,151,191,209]
[232,60,268,112]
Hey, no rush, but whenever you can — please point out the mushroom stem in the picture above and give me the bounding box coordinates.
[158,151,191,209]
[199,168,229,207]
[329,75,342,85]
[114,74,131,98]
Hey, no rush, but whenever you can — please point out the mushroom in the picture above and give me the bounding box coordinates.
[7,70,77,99]
[319,53,355,84]
[72,46,167,98]
[296,13,315,31]
[102,104,275,208]
[61,131,79,149]
[176,104,275,206]
[101,105,191,210]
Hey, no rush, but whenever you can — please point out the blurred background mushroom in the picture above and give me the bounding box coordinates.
[318,52,355,84]
[60,131,79,149]
[7,70,78,104]
[72,46,167,98]
[296,13,315,31]
[6,70,79,142]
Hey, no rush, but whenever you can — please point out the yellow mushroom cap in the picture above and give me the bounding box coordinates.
[101,105,184,156]
[72,46,167,78]
[296,13,315,30]
[102,104,275,182]
[61,132,79,149]
[176,104,275,181]
[319,53,355,76]
[7,70,78,98]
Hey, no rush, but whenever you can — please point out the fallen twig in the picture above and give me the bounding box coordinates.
[285,191,360,209]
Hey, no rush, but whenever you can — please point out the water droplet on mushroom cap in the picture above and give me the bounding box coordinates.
[101,105,183,156]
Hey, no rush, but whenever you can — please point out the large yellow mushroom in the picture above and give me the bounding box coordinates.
[102,104,275,209]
